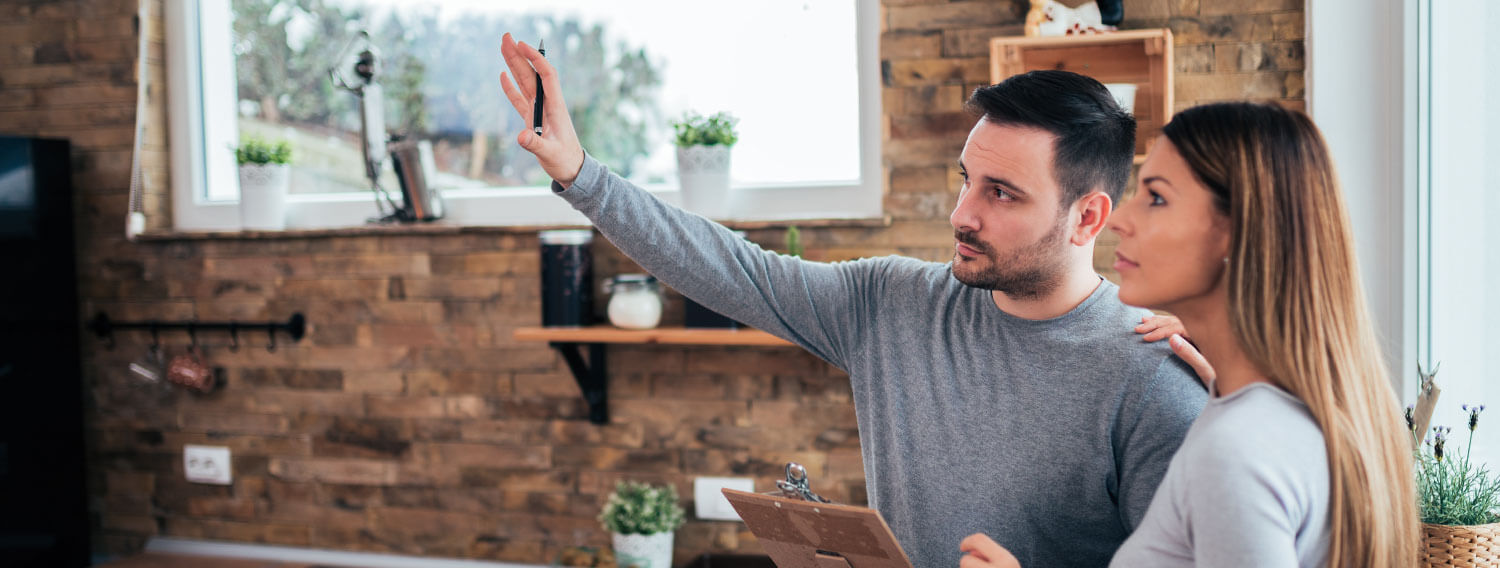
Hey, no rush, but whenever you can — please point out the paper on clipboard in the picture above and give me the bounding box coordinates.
[722,488,914,568]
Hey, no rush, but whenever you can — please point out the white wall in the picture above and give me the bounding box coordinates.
[1306,0,1414,393]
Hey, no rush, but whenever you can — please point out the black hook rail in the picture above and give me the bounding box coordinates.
[87,312,306,351]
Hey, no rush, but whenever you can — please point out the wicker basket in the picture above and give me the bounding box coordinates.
[1423,523,1500,567]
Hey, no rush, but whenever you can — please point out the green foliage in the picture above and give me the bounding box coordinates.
[598,481,685,535]
[785,225,803,258]
[230,0,664,184]
[672,112,739,147]
[1416,405,1500,525]
[236,137,293,165]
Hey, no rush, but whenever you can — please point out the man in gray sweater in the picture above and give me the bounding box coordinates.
[501,34,1207,567]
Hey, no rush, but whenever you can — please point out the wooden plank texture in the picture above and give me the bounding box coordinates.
[513,326,794,347]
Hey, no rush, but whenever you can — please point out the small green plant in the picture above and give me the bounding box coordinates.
[671,111,738,147]
[1413,403,1500,525]
[785,225,803,258]
[235,137,292,166]
[598,481,685,535]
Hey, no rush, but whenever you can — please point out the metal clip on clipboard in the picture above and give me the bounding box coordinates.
[771,462,833,503]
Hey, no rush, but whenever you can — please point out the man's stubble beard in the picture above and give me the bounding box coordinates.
[950,215,1071,301]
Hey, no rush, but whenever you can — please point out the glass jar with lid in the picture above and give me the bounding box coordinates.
[604,274,663,330]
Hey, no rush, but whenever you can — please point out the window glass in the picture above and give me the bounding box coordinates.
[223,0,861,200]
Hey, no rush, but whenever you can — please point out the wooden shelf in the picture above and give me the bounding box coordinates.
[513,326,793,347]
[513,326,796,425]
[990,29,1174,163]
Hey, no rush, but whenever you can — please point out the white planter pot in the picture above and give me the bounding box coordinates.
[676,145,731,219]
[238,163,289,230]
[612,531,673,568]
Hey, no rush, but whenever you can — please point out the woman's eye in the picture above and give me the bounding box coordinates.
[1149,191,1166,206]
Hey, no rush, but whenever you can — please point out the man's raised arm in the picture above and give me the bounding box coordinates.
[499,33,871,368]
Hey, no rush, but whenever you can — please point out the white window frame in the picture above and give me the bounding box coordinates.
[166,0,884,232]
[1417,0,1499,466]
[1313,0,1498,465]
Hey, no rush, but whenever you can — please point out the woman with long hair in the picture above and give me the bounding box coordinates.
[961,102,1419,566]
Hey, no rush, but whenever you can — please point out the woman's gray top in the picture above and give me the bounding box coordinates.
[1110,382,1330,568]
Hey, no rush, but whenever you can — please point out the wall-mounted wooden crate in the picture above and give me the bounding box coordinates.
[989,29,1173,163]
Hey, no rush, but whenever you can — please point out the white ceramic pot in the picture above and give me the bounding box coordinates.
[676,145,731,219]
[238,163,290,230]
[612,531,673,568]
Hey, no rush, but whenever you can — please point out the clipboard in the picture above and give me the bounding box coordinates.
[722,464,913,568]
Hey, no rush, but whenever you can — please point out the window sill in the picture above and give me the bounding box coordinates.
[133,215,892,242]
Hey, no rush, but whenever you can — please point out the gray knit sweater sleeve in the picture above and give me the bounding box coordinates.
[553,155,871,368]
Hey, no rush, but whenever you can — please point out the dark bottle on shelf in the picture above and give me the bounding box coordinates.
[539,230,595,326]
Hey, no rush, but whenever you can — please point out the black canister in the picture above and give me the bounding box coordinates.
[539,230,594,326]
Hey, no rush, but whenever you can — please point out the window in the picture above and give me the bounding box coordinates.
[1420,0,1500,467]
[1311,0,1498,464]
[167,0,882,231]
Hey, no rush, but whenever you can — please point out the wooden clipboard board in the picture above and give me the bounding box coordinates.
[722,488,914,568]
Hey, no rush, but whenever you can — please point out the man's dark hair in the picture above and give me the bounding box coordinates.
[965,70,1136,205]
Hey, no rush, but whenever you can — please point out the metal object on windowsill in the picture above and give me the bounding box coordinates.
[331,31,444,225]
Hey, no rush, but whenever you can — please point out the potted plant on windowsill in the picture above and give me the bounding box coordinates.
[235,137,292,230]
[599,480,685,568]
[1410,366,1500,567]
[672,111,738,219]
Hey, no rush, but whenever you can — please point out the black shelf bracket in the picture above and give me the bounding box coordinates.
[550,342,608,425]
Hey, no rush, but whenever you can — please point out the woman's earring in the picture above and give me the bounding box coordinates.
[1223,257,1229,264]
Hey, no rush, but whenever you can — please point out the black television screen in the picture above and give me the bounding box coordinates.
[0,137,39,239]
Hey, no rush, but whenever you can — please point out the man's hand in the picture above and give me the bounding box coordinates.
[1134,315,1216,387]
[499,32,586,187]
[959,534,1021,568]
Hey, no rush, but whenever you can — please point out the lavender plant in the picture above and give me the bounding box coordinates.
[1416,404,1500,525]
[598,481,685,535]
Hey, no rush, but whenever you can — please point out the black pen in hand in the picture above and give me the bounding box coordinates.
[533,39,545,136]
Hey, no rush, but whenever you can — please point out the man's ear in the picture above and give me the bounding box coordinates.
[1070,191,1112,246]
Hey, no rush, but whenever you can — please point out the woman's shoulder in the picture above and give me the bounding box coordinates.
[1180,383,1329,487]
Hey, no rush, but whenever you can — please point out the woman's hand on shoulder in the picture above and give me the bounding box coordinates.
[959,533,1021,568]
[1135,315,1216,387]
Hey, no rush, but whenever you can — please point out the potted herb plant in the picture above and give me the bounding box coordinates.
[598,480,685,568]
[672,111,738,219]
[235,137,292,230]
[1411,368,1500,566]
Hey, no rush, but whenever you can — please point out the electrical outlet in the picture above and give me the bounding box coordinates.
[694,476,754,521]
[183,445,232,485]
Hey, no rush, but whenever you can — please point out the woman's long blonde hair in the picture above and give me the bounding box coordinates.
[1163,102,1418,566]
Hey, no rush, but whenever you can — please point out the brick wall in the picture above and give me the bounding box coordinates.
[0,0,1303,564]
